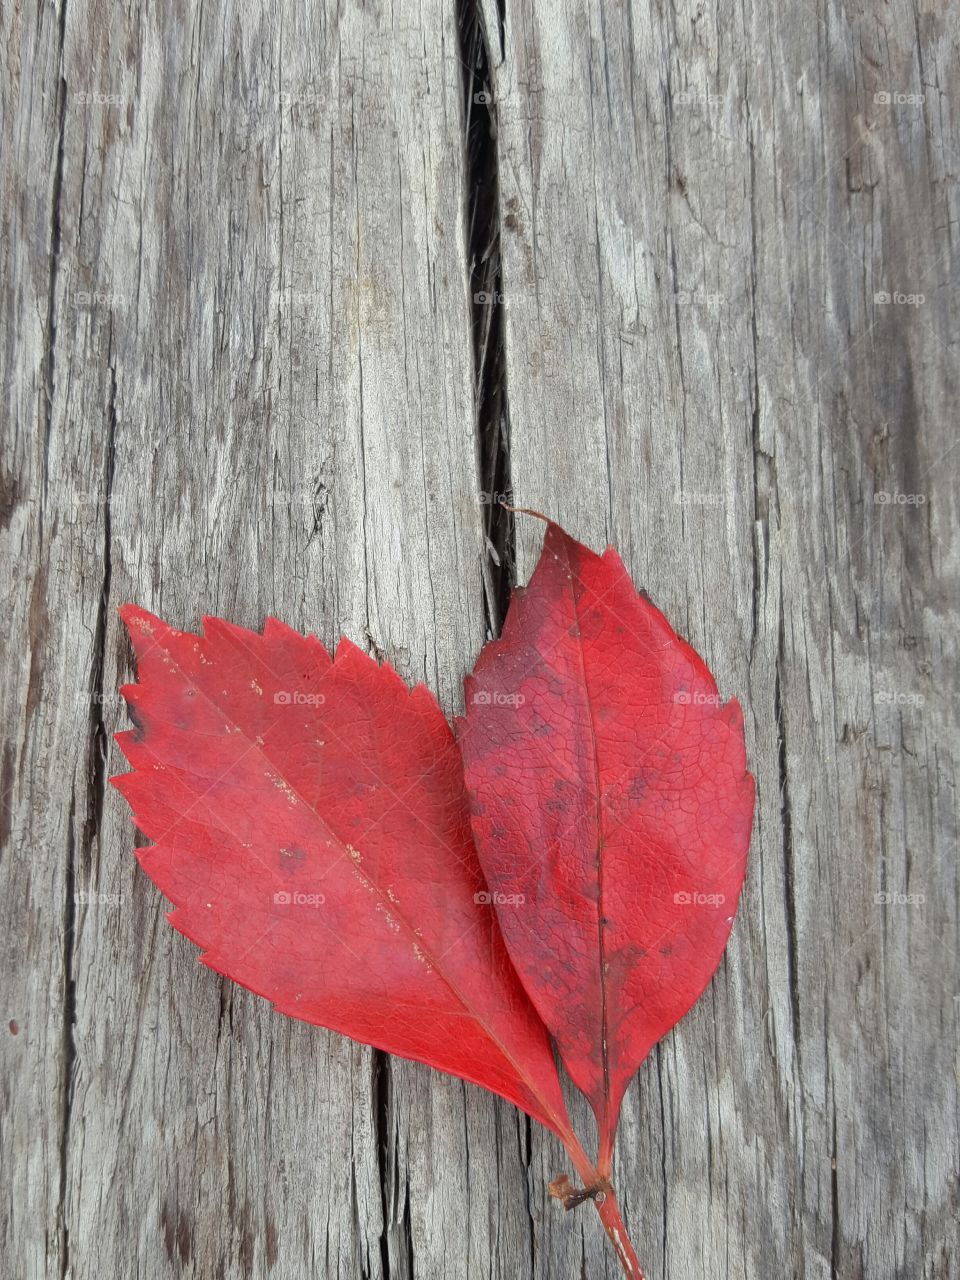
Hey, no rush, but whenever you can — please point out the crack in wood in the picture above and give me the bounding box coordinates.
[47,4,72,1276]
[373,1049,396,1279]
[457,0,515,639]
[41,0,69,508]
[774,620,801,1064]
[57,795,77,1280]
[58,354,118,1280]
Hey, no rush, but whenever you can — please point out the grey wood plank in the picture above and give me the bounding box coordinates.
[489,1,959,1277]
[0,1,543,1278]
[0,0,79,1276]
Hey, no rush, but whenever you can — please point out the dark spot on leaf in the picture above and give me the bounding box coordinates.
[279,845,306,874]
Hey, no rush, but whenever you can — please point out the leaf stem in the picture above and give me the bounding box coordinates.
[593,1188,645,1279]
[557,1135,645,1279]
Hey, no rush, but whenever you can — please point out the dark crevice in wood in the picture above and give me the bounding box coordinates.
[83,360,117,878]
[456,0,515,638]
[373,1049,396,1278]
[58,353,118,1279]
[523,1113,536,1278]
[57,794,77,1280]
[655,1044,668,1280]
[352,1148,368,1279]
[493,0,506,63]
[775,620,801,1057]
[830,1102,840,1279]
[374,1050,413,1279]
[51,7,71,1273]
[746,110,765,658]
[402,1179,414,1279]
[41,0,69,503]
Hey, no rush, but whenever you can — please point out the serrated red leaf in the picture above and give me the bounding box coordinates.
[111,605,579,1143]
[456,522,755,1166]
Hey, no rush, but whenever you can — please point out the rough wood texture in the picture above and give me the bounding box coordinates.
[1,0,956,1277]
[490,2,960,1277]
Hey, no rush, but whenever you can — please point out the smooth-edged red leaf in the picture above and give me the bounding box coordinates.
[456,523,755,1158]
[111,605,575,1140]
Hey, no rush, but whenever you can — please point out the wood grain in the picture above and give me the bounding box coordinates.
[491,1,959,1277]
[1,0,956,1277]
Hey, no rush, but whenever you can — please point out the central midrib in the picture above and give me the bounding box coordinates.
[561,540,611,1126]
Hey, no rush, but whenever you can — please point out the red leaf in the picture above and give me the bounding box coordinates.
[111,605,578,1143]
[456,522,755,1165]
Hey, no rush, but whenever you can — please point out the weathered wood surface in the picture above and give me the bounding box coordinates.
[1,0,956,1277]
